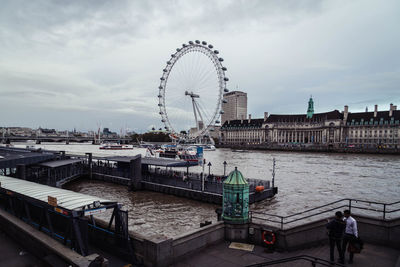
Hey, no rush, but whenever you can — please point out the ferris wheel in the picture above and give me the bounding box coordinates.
[158,40,229,141]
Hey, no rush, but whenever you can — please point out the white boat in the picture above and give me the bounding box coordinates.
[99,143,133,150]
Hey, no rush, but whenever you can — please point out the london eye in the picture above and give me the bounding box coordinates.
[158,40,229,142]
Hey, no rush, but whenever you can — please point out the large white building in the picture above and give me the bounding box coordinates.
[221,91,247,124]
[221,99,400,149]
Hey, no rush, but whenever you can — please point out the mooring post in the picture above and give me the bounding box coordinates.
[85,153,92,179]
[130,156,142,190]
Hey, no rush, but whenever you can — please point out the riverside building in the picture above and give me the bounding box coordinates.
[221,91,247,124]
[220,98,400,149]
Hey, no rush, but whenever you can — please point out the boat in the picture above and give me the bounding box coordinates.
[99,143,134,150]
[145,145,203,164]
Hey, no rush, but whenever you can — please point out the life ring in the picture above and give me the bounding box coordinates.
[262,230,276,245]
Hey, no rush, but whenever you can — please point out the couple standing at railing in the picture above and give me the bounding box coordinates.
[327,210,362,265]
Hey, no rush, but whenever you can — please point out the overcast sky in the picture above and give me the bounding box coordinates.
[1,0,399,133]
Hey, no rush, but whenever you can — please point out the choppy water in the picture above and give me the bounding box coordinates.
[13,142,400,237]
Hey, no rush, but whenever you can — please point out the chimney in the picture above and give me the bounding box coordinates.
[374,105,378,117]
[394,105,397,111]
[248,114,251,123]
[344,105,349,121]
[264,112,268,122]
[240,115,244,124]
[365,106,368,112]
[389,103,393,117]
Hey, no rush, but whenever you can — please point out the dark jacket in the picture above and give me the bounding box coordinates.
[326,218,345,239]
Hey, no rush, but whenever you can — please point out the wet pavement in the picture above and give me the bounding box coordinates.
[0,230,44,267]
[173,241,400,267]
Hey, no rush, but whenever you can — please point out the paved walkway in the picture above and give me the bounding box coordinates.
[0,230,44,267]
[172,241,400,267]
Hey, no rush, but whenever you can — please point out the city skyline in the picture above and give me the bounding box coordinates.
[1,0,399,132]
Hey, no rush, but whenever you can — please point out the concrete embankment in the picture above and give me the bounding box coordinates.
[218,144,400,155]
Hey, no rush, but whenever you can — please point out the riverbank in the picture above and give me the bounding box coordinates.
[217,144,400,155]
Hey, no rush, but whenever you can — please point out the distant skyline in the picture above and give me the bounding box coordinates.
[1,0,399,133]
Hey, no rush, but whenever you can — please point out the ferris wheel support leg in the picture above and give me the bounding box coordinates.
[192,99,199,131]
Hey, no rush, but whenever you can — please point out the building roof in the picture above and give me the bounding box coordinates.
[222,118,264,128]
[0,147,56,169]
[93,154,197,167]
[224,167,248,185]
[347,110,400,124]
[0,175,115,211]
[38,159,83,168]
[266,110,343,123]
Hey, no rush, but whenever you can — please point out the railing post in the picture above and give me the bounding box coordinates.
[383,204,386,220]
[349,199,352,213]
[281,217,284,230]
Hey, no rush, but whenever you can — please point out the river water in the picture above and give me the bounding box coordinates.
[12,142,400,237]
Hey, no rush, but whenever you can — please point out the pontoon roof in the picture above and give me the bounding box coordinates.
[0,175,115,211]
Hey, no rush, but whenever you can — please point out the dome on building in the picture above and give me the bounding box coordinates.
[224,167,248,185]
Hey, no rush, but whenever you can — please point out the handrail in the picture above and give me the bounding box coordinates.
[251,198,400,230]
[245,255,346,267]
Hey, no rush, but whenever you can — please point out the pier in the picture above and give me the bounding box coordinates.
[0,147,277,205]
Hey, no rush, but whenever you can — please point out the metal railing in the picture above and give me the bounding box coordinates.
[246,255,346,267]
[251,198,400,230]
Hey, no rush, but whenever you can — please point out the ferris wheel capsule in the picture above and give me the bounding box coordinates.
[224,88,229,92]
[195,40,200,44]
[214,50,219,54]
[189,41,194,45]
[208,44,213,49]
[218,58,224,62]
[222,67,227,71]
[202,41,207,45]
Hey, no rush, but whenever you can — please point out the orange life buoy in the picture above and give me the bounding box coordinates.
[262,230,276,245]
[255,185,264,192]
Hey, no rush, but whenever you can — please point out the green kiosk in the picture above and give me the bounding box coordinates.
[222,166,249,223]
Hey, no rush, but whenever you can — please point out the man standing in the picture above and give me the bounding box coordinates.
[326,211,345,263]
[342,210,358,264]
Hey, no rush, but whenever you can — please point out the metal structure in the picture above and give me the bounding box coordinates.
[0,175,132,258]
[251,198,400,230]
[158,40,229,141]
[222,167,250,224]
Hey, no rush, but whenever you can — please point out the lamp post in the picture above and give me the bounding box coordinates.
[201,159,206,192]
[223,161,227,177]
[208,162,212,177]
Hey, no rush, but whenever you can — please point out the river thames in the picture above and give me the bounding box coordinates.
[13,142,400,238]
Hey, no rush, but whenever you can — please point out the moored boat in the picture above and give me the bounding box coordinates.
[99,143,133,150]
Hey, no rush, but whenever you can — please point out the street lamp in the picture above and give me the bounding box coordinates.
[223,161,227,176]
[207,162,212,176]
